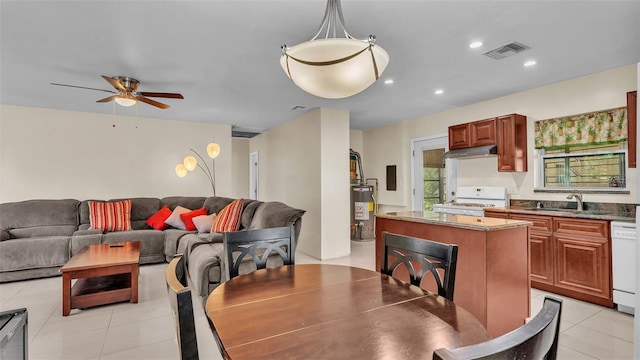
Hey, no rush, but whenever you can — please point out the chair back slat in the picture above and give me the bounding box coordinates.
[381,232,458,301]
[223,225,295,280]
[433,296,563,360]
[165,255,199,360]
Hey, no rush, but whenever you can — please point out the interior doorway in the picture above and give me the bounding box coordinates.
[411,136,457,211]
[249,151,259,200]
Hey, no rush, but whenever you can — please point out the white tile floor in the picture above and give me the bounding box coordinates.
[0,239,635,359]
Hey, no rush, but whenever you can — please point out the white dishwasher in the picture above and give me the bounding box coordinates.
[611,221,636,315]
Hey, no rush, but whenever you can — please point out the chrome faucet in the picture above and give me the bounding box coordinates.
[566,191,584,211]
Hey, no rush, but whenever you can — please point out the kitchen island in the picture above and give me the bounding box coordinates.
[375,211,532,337]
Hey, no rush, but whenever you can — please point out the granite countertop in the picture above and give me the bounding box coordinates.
[376,211,532,231]
[486,206,635,222]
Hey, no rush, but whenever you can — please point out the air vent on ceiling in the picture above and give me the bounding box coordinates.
[232,130,260,138]
[483,42,531,60]
[231,125,262,138]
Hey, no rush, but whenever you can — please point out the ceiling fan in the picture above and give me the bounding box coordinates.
[51,75,184,109]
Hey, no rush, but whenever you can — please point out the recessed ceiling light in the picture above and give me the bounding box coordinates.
[524,60,537,67]
[469,41,483,49]
[434,89,444,95]
[384,79,394,85]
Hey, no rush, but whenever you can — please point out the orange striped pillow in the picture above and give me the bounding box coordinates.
[88,199,132,232]
[211,198,244,232]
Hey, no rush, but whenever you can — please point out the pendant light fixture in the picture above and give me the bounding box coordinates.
[280,0,389,99]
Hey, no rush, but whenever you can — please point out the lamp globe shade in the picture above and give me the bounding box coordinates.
[207,142,221,159]
[183,156,197,171]
[175,164,188,178]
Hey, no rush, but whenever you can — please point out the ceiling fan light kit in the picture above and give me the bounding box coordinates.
[280,0,389,99]
[50,75,183,109]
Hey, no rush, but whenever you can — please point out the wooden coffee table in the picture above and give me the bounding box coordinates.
[60,242,140,316]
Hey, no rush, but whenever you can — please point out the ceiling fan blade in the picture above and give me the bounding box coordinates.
[136,96,170,109]
[51,83,117,94]
[96,95,119,103]
[101,75,126,91]
[138,92,184,99]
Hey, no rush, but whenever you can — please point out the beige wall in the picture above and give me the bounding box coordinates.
[0,105,232,202]
[231,138,249,199]
[364,65,638,210]
[250,108,350,260]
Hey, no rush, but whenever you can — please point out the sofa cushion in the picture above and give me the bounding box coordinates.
[101,230,165,260]
[240,200,263,230]
[80,198,161,230]
[203,197,235,215]
[165,206,191,230]
[88,199,132,232]
[0,236,70,271]
[250,202,306,230]
[114,197,162,230]
[0,199,80,238]
[146,205,172,230]
[161,196,206,212]
[212,198,243,232]
[181,208,207,231]
[192,214,217,233]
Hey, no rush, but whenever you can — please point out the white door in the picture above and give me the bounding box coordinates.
[249,151,259,200]
[411,136,457,211]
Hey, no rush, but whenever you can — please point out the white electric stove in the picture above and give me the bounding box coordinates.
[432,186,508,217]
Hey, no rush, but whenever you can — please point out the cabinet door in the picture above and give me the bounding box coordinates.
[449,124,470,149]
[484,211,508,219]
[497,114,527,172]
[470,118,497,147]
[530,231,554,285]
[555,234,610,299]
[628,91,637,168]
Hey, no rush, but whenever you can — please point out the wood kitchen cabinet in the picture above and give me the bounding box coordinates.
[553,217,610,304]
[496,114,527,172]
[449,123,471,149]
[470,118,497,147]
[628,91,637,168]
[448,118,497,150]
[510,214,553,286]
[487,208,614,307]
[448,114,527,172]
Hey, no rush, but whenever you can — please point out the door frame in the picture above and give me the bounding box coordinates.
[411,135,458,211]
[249,151,259,200]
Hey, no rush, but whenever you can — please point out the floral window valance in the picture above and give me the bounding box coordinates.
[534,107,627,150]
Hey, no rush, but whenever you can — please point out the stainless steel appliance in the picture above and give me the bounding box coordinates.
[432,186,508,216]
[611,220,636,315]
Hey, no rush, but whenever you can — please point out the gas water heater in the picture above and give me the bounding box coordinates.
[350,149,377,240]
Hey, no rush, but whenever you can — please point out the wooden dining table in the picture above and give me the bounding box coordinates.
[205,264,491,359]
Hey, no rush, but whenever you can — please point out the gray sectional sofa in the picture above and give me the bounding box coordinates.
[0,196,305,286]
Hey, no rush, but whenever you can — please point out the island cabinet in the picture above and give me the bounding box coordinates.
[486,210,612,307]
[375,213,531,337]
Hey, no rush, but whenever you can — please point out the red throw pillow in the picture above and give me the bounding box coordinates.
[180,208,208,232]
[212,198,244,232]
[146,205,172,230]
[88,199,132,232]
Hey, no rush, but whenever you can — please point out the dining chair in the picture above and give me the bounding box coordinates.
[223,225,295,280]
[165,255,199,360]
[381,232,458,301]
[433,296,563,360]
